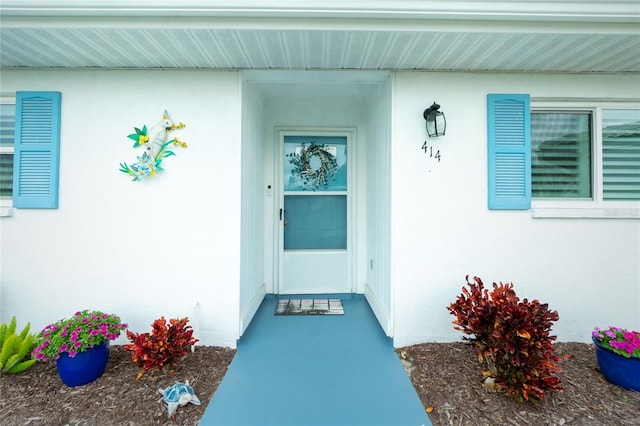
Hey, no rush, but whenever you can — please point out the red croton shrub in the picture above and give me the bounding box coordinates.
[447,275,563,402]
[125,316,198,379]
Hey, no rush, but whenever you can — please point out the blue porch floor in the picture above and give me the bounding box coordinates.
[199,294,431,426]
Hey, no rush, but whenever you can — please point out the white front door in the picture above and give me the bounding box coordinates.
[278,131,353,294]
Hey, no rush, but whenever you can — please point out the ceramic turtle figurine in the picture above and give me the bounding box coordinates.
[158,380,201,417]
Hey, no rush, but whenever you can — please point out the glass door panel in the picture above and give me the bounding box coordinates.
[284,136,347,191]
[284,195,347,250]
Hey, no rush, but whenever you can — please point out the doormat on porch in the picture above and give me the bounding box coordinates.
[275,299,344,315]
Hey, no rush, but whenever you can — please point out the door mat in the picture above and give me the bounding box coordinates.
[275,299,344,315]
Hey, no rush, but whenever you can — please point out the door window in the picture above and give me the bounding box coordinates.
[283,135,347,251]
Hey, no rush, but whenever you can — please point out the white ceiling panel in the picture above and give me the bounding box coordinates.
[1,1,639,73]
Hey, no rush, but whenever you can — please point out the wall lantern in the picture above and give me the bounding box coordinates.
[423,102,446,137]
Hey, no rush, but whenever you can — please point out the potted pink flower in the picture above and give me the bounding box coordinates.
[592,326,640,391]
[32,310,127,386]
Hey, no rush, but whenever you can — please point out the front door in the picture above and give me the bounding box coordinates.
[278,132,352,294]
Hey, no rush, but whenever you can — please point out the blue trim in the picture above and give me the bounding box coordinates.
[13,91,62,209]
[487,94,531,210]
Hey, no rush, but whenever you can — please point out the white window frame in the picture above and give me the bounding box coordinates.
[531,99,640,219]
[0,96,15,217]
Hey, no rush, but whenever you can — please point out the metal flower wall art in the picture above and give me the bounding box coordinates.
[119,111,187,181]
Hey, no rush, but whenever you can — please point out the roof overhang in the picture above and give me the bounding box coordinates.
[1,1,639,72]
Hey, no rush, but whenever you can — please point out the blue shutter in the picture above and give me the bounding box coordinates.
[487,94,531,210]
[13,91,62,209]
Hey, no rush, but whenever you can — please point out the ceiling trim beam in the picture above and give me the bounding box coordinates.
[1,0,639,23]
[1,16,638,36]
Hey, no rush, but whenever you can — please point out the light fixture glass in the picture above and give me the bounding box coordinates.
[423,102,446,137]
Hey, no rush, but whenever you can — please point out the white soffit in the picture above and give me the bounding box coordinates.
[1,1,639,72]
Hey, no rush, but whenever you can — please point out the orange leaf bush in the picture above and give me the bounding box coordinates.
[447,275,563,402]
[124,317,198,379]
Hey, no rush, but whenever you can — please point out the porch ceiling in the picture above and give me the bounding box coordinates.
[1,1,639,73]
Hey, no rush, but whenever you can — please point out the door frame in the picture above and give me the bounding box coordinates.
[273,127,357,295]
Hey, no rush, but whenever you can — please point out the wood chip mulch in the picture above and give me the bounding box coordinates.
[1,342,638,425]
[398,342,640,426]
[0,345,235,425]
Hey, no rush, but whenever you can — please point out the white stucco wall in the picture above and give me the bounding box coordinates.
[0,69,242,348]
[1,69,638,350]
[391,72,640,347]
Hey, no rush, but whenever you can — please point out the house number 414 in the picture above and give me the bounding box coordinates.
[421,141,441,162]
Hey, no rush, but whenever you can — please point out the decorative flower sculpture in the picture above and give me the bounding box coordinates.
[119,110,187,181]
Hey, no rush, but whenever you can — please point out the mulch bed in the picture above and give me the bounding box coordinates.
[399,342,640,426]
[1,342,638,425]
[0,346,235,425]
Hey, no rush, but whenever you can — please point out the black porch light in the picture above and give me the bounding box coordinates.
[423,102,446,137]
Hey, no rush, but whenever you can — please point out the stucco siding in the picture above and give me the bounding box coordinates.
[0,69,242,348]
[391,71,640,347]
[1,69,638,349]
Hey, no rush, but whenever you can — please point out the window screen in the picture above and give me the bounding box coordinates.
[531,112,592,198]
[602,109,640,200]
[0,103,15,198]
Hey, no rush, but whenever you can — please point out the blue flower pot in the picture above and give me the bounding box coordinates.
[592,337,640,392]
[56,341,110,387]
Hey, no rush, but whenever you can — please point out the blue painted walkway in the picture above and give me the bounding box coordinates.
[199,294,431,426]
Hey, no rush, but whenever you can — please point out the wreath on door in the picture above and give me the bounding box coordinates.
[287,142,338,190]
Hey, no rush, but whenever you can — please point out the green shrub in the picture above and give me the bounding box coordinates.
[447,275,563,402]
[0,316,37,374]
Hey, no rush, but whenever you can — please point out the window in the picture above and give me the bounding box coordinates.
[488,94,640,218]
[531,112,592,198]
[602,109,640,201]
[0,100,15,214]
